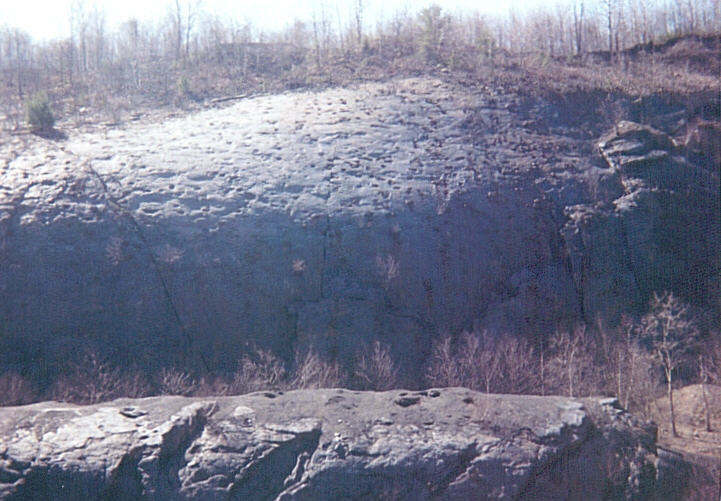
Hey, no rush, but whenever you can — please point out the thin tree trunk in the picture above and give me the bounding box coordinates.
[700,358,712,432]
[540,350,545,396]
[702,381,712,432]
[624,350,635,410]
[606,0,614,60]
[668,376,678,437]
[175,0,183,62]
[568,347,576,398]
[573,1,584,55]
[617,352,623,402]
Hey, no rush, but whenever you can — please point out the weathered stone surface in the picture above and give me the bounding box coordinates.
[582,119,720,317]
[0,389,687,500]
[683,119,721,168]
[598,120,677,168]
[0,79,718,376]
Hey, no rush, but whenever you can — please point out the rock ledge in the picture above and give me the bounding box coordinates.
[0,389,686,500]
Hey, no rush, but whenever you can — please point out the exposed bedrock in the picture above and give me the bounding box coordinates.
[0,389,690,500]
[0,78,718,375]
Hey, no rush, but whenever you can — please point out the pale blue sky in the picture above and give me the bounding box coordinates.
[1,0,563,41]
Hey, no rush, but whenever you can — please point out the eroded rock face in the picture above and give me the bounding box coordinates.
[0,78,718,376]
[0,389,687,500]
[568,118,720,320]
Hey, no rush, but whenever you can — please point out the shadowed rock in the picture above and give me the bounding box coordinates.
[0,79,717,377]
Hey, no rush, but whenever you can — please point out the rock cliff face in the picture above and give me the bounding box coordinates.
[0,77,718,375]
[0,389,688,500]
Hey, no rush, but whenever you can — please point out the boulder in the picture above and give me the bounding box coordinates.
[0,389,688,500]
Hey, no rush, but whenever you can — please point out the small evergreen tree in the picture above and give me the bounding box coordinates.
[418,5,449,64]
[25,92,55,133]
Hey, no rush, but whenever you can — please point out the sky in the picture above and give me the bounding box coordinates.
[0,0,563,41]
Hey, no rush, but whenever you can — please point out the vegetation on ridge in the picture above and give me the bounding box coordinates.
[0,1,719,132]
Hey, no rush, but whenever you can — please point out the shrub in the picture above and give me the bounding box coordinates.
[425,330,539,394]
[424,335,460,387]
[193,375,232,397]
[354,341,398,391]
[50,352,121,404]
[25,92,55,132]
[231,349,287,394]
[291,348,346,389]
[115,371,152,399]
[0,372,36,406]
[157,368,195,396]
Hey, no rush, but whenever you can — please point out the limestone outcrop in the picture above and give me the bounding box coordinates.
[0,78,718,376]
[0,389,688,500]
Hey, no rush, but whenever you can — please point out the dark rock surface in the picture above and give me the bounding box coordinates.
[0,78,718,375]
[0,389,687,500]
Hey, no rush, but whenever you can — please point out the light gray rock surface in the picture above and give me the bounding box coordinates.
[0,77,717,376]
[0,389,687,500]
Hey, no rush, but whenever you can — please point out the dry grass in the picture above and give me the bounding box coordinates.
[650,384,721,501]
[480,51,720,100]
[651,384,721,454]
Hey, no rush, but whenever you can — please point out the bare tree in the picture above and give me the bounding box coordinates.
[52,352,124,404]
[625,343,658,419]
[498,336,538,394]
[595,315,658,415]
[698,333,721,432]
[424,330,538,395]
[641,291,699,437]
[117,18,143,92]
[335,2,345,53]
[354,340,398,390]
[425,334,460,387]
[424,330,500,391]
[601,0,616,57]
[173,0,183,61]
[2,28,32,100]
[311,2,332,69]
[171,0,202,61]
[454,331,484,389]
[89,4,107,71]
[231,349,287,393]
[477,333,503,393]
[699,353,713,432]
[71,0,89,73]
[354,0,365,47]
[0,372,36,406]
[554,4,568,56]
[629,0,651,44]
[292,348,346,389]
[548,326,595,398]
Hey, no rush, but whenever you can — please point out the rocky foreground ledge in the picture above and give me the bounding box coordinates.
[0,389,687,500]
